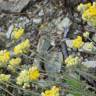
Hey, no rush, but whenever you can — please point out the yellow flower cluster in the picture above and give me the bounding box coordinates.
[0,50,10,64]
[78,2,96,26]
[65,55,80,67]
[16,66,40,88]
[16,69,30,88]
[14,39,30,55]
[12,27,24,40]
[8,57,21,71]
[0,74,10,82]
[29,66,40,80]
[82,2,96,18]
[41,86,60,96]
[72,36,84,48]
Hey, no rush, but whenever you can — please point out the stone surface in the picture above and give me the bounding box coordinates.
[45,51,63,73]
[82,61,96,68]
[0,0,31,12]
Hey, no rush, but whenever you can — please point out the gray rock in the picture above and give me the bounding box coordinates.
[37,35,51,54]
[82,61,96,68]
[34,35,51,70]
[6,24,14,39]
[33,18,42,24]
[45,51,63,73]
[92,34,96,42]
[38,10,44,16]
[0,0,31,12]
[57,17,72,31]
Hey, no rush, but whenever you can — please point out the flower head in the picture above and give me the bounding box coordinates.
[0,50,10,64]
[65,55,80,67]
[0,74,10,82]
[14,39,30,55]
[82,5,96,20]
[8,57,21,71]
[41,86,60,96]
[80,2,96,26]
[16,70,30,88]
[29,66,40,80]
[16,66,40,88]
[72,36,84,48]
[12,27,24,40]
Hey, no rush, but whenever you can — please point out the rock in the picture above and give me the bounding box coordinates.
[34,35,51,70]
[57,17,72,31]
[6,24,14,39]
[82,61,96,68]
[0,0,3,3]
[92,34,96,42]
[37,35,51,54]
[38,10,44,16]
[15,17,30,27]
[33,18,42,24]
[45,51,63,73]
[0,0,31,12]
[65,39,73,48]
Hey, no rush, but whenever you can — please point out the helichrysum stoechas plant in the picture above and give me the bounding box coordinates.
[41,86,60,96]
[0,74,10,82]
[78,2,96,27]
[14,39,30,55]
[0,50,10,67]
[12,27,24,40]
[72,36,84,49]
[65,55,81,67]
[8,57,21,72]
[16,66,40,88]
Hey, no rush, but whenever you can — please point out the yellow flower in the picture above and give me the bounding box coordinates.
[81,2,96,26]
[12,27,24,40]
[0,74,10,82]
[82,6,96,20]
[16,70,30,88]
[41,86,60,96]
[0,50,10,64]
[9,57,21,65]
[16,66,40,88]
[29,66,40,80]
[8,57,21,71]
[14,39,30,55]
[72,36,84,48]
[83,31,89,38]
[65,55,80,67]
